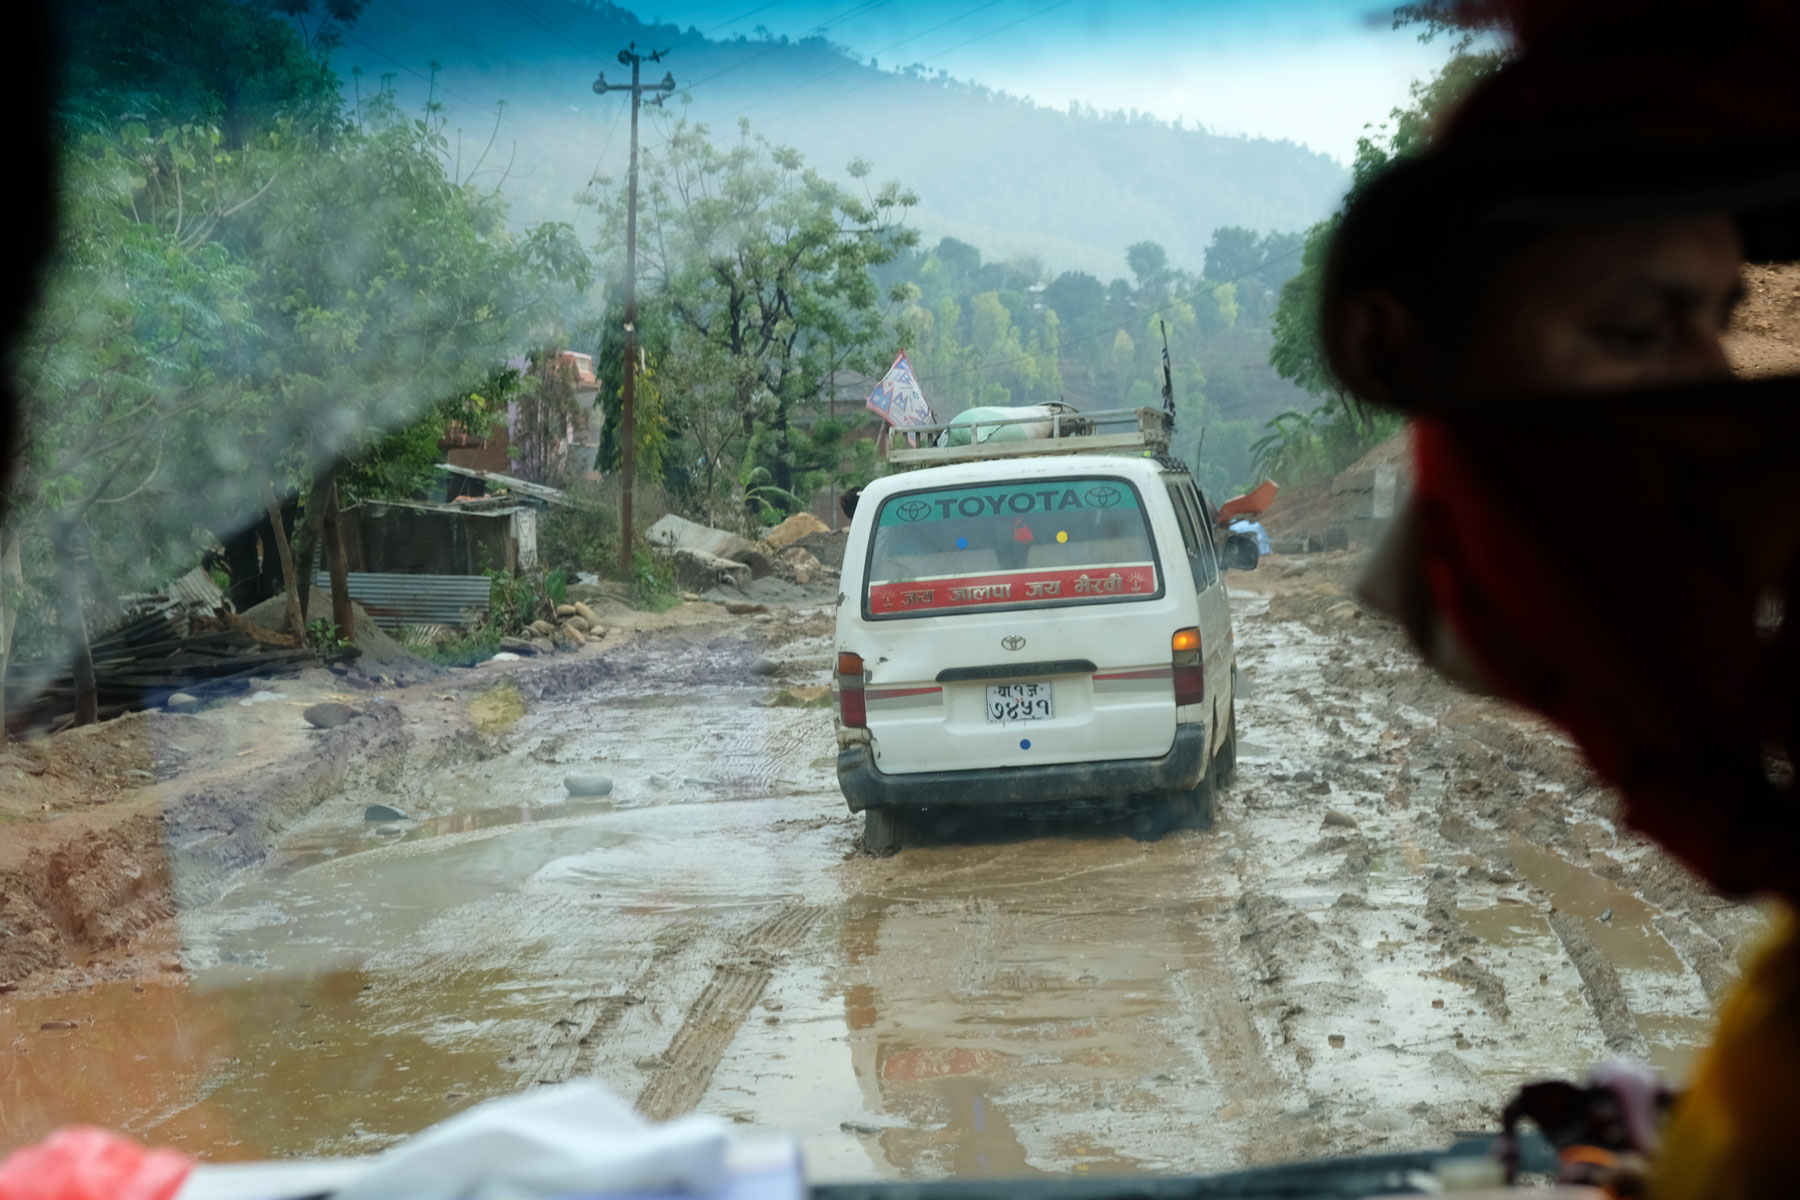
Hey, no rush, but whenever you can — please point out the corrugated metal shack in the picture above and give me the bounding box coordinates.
[308,499,536,631]
[306,477,571,631]
[332,498,539,575]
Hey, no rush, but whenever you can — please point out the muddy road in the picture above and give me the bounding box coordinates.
[0,558,1763,1177]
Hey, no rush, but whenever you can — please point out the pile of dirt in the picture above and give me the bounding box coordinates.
[1257,480,1333,545]
[1726,262,1800,380]
[763,511,830,551]
[1258,433,1411,551]
[0,703,409,987]
[241,588,439,681]
[0,710,197,823]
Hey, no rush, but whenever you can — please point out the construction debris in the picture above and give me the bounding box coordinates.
[5,610,355,736]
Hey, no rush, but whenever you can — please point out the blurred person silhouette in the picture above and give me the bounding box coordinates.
[1322,0,1800,1194]
[0,0,56,514]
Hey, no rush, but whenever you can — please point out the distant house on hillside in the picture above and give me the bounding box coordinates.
[440,350,601,501]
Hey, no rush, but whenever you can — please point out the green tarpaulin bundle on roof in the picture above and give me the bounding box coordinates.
[939,406,1065,447]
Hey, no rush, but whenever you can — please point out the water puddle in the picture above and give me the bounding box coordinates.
[1457,898,1547,950]
[1504,838,1685,978]
[268,801,618,873]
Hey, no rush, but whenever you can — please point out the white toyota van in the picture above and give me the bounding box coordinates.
[833,409,1258,851]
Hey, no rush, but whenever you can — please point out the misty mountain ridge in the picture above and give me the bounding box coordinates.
[342,0,1349,279]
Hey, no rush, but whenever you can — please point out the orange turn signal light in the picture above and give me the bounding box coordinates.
[1171,628,1200,653]
[837,652,865,677]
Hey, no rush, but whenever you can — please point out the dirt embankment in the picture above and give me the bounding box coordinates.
[0,594,826,993]
[0,705,408,986]
[1258,433,1411,551]
[1726,262,1800,379]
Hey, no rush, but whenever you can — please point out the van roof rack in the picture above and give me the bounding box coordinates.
[885,406,1174,469]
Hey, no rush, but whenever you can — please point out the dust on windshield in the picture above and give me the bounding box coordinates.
[0,0,1776,1187]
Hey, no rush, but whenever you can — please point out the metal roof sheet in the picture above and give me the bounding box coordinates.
[434,464,573,507]
[121,566,225,616]
[311,572,491,630]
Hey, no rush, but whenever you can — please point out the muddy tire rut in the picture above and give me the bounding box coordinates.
[1217,565,1750,1158]
[6,572,1748,1177]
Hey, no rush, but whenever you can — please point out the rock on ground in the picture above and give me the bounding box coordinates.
[669,547,751,593]
[764,511,829,552]
[302,702,359,730]
[646,513,772,578]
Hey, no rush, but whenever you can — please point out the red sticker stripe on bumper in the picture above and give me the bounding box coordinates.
[868,564,1157,614]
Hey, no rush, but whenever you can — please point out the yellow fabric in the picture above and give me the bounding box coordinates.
[1652,908,1800,1200]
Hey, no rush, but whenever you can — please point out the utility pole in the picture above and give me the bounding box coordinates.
[594,45,675,577]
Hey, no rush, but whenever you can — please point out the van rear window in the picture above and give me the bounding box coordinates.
[865,477,1161,618]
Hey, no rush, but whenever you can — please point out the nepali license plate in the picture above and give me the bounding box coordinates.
[986,682,1053,723]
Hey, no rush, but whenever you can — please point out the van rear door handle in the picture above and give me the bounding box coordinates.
[935,659,1098,683]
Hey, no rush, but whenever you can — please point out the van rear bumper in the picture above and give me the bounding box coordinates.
[837,724,1205,812]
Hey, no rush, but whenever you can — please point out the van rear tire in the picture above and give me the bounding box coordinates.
[863,808,908,855]
[1173,767,1216,832]
[1141,760,1215,838]
[1215,705,1238,789]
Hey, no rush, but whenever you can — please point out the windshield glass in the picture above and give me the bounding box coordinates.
[1,0,1774,1192]
[865,477,1160,617]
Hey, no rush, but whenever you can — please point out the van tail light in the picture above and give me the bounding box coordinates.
[1172,628,1204,706]
[837,652,867,728]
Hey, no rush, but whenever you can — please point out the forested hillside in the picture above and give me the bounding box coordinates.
[869,230,1312,501]
[339,0,1348,279]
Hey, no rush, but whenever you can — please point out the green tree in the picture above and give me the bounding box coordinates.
[1126,241,1173,303]
[593,118,917,521]
[1202,227,1306,327]
[12,5,588,724]
[1260,16,1507,484]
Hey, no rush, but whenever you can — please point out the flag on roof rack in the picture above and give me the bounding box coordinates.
[865,351,934,448]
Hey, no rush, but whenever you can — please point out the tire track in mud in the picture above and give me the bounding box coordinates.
[704,713,833,799]
[1652,916,1739,1004]
[1547,909,1649,1059]
[511,918,705,1087]
[1167,932,1291,1123]
[1225,575,1744,1154]
[635,904,820,1121]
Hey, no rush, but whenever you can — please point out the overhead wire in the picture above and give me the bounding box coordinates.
[494,0,592,42]
[341,31,555,138]
[673,0,901,95]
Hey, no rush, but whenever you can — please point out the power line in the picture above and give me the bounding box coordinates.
[585,100,627,186]
[495,0,591,43]
[675,0,901,95]
[702,1,790,36]
[342,31,554,137]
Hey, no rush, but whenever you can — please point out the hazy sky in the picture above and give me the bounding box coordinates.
[640,0,1462,161]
